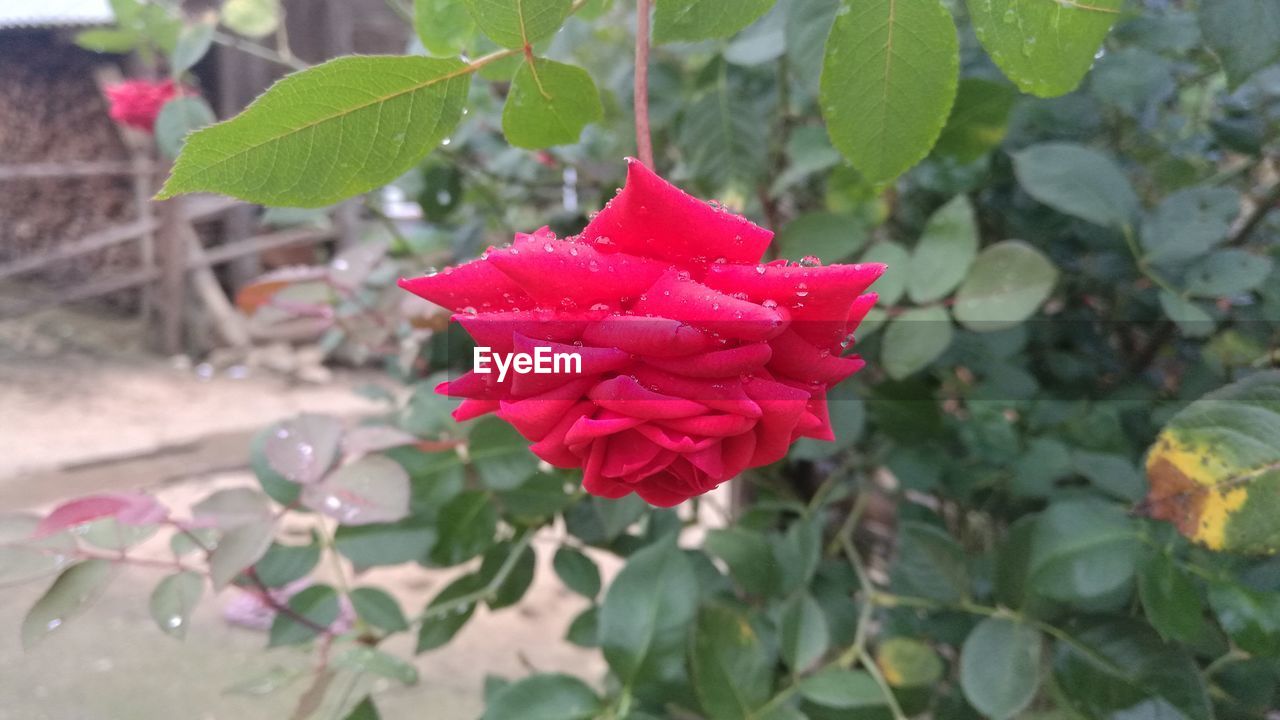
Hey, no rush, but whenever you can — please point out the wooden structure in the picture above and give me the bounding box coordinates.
[0,0,406,354]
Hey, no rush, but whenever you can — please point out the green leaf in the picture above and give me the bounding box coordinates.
[149,571,203,639]
[1013,143,1137,228]
[263,414,343,485]
[1158,291,1216,338]
[334,519,436,571]
[952,240,1058,332]
[479,541,537,609]
[876,637,943,688]
[1138,553,1209,646]
[75,28,140,53]
[1029,499,1138,603]
[1053,620,1213,720]
[22,560,116,649]
[933,78,1016,163]
[785,0,841,96]
[417,574,483,652]
[1185,249,1274,298]
[882,306,954,380]
[780,592,829,672]
[860,241,909,306]
[703,527,779,597]
[966,0,1124,97]
[464,0,571,48]
[333,646,419,684]
[1071,450,1144,502]
[653,0,777,43]
[1140,187,1239,266]
[468,417,540,491]
[676,62,773,191]
[566,605,600,647]
[959,618,1041,719]
[908,195,979,303]
[430,491,498,566]
[253,539,321,588]
[350,587,410,632]
[552,546,601,599]
[689,605,772,720]
[222,0,281,38]
[1143,371,1280,554]
[210,522,276,589]
[269,584,339,646]
[154,96,217,160]
[564,494,646,544]
[797,667,882,709]
[502,58,602,149]
[159,56,471,208]
[1207,581,1280,657]
[343,696,381,720]
[820,0,959,185]
[414,0,476,56]
[191,499,276,584]
[1198,0,1280,87]
[724,3,787,66]
[170,20,215,77]
[776,212,868,263]
[0,513,77,586]
[498,472,576,523]
[483,673,601,720]
[599,536,698,684]
[302,455,412,526]
[890,521,968,603]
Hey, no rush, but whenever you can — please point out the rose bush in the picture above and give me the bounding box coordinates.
[401,160,882,506]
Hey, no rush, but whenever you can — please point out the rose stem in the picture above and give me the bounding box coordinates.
[633,0,655,169]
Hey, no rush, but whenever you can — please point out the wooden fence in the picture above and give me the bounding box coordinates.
[0,159,335,354]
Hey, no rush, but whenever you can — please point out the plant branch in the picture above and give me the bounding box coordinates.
[633,0,655,168]
[417,529,535,622]
[210,31,307,71]
[1231,176,1280,246]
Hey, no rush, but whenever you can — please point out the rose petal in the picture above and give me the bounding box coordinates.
[588,375,710,420]
[498,378,596,440]
[508,333,633,397]
[582,315,713,358]
[488,235,668,307]
[630,271,787,341]
[644,342,772,378]
[399,259,534,313]
[767,328,867,385]
[704,263,884,349]
[580,159,773,267]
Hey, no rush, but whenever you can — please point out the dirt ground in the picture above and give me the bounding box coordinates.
[0,308,609,719]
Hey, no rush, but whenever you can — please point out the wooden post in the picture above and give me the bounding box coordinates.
[156,198,189,354]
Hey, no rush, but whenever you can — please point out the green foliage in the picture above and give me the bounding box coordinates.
[967,0,1124,97]
[465,0,571,48]
[960,618,1041,719]
[653,0,777,43]
[159,56,472,207]
[503,59,603,149]
[820,0,958,185]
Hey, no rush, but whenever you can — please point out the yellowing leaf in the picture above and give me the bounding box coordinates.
[1143,371,1280,555]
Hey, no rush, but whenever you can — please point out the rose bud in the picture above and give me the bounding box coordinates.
[104,79,186,133]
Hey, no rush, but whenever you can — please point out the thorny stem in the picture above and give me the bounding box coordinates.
[633,0,655,168]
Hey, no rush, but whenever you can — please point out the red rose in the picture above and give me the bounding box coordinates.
[104,79,185,132]
[400,160,882,506]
